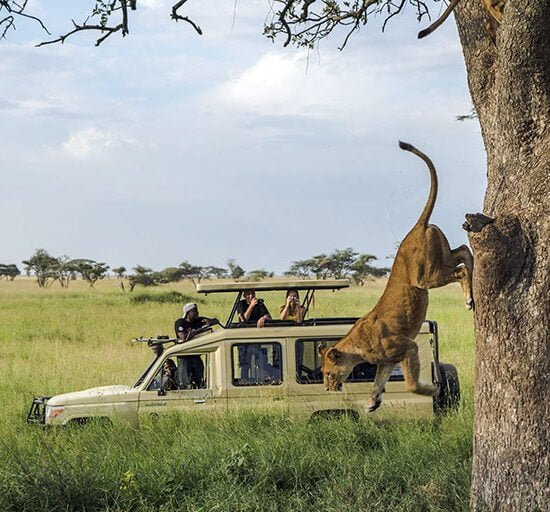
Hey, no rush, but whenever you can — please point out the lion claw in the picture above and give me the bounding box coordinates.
[367,398,382,413]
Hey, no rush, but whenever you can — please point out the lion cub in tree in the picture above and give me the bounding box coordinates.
[319,142,473,412]
[418,0,505,39]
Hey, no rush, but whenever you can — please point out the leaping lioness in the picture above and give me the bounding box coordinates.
[319,141,473,412]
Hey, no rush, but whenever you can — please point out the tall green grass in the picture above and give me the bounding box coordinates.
[0,278,474,511]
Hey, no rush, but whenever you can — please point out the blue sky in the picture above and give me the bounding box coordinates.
[1,1,486,274]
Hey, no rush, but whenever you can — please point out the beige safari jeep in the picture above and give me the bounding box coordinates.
[28,280,460,426]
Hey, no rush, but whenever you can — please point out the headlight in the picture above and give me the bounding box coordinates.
[46,406,65,420]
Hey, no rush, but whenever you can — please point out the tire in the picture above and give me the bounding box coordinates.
[309,409,359,422]
[434,363,460,415]
[68,417,113,427]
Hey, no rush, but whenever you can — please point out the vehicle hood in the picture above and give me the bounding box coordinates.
[47,385,135,406]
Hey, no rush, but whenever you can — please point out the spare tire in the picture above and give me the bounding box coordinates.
[434,363,460,415]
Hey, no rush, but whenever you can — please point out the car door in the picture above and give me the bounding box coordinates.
[138,348,227,420]
[226,339,288,412]
[290,332,434,418]
[289,336,352,417]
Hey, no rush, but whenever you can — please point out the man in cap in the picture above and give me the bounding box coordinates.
[174,303,219,342]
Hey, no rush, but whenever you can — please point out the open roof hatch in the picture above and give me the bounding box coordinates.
[196,279,351,328]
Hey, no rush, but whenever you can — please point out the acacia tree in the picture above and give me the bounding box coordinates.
[246,268,274,281]
[226,259,245,280]
[286,249,387,281]
[178,260,204,285]
[203,266,229,280]
[350,253,388,285]
[127,265,156,292]
[72,259,110,287]
[22,249,57,288]
[51,255,76,288]
[3,1,548,509]
[112,266,127,291]
[0,264,20,280]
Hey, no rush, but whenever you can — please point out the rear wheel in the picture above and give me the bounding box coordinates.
[434,363,460,415]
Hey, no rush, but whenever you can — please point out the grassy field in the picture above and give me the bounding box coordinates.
[0,278,475,511]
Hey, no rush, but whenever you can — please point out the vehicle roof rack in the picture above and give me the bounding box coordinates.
[196,279,350,295]
[196,279,350,328]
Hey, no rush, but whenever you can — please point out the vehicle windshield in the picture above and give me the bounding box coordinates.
[133,357,159,388]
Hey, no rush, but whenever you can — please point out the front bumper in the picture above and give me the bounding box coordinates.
[27,396,50,424]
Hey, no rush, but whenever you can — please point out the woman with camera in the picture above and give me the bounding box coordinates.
[279,289,305,324]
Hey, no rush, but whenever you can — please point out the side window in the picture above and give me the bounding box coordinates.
[231,343,282,386]
[146,354,208,392]
[295,339,404,384]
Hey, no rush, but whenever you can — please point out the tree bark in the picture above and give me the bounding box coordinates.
[455,1,549,510]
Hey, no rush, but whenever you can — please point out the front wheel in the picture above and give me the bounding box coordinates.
[309,409,359,422]
[434,363,460,415]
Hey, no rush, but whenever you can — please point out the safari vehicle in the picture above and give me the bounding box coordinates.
[27,280,460,426]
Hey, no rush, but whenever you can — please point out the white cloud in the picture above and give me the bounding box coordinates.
[139,0,164,10]
[0,95,81,117]
[216,51,360,119]
[211,39,469,139]
[59,128,135,159]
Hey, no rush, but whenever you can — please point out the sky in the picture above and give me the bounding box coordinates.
[1,0,486,275]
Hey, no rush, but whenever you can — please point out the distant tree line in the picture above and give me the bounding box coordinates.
[20,249,109,288]
[6,248,388,290]
[118,259,268,292]
[285,248,389,285]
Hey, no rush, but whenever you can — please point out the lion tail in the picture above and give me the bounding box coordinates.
[398,141,438,228]
[417,0,460,39]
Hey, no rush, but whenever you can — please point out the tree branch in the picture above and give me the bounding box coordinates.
[463,213,495,233]
[265,0,414,49]
[171,0,202,35]
[1,0,442,49]
[456,107,478,121]
[382,0,406,33]
[0,0,50,38]
[35,0,130,47]
[36,19,125,47]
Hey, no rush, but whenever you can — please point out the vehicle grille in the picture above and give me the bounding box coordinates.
[27,397,50,424]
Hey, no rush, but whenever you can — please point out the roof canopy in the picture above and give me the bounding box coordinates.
[196,279,350,294]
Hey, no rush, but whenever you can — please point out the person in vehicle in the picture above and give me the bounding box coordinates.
[181,355,205,389]
[175,303,218,341]
[161,359,179,391]
[279,289,305,324]
[237,289,272,328]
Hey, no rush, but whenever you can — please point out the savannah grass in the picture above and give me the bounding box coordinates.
[0,278,474,511]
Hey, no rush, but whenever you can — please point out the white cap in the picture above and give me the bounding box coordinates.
[183,303,197,317]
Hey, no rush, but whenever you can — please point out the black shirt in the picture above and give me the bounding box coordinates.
[237,299,271,323]
[174,317,208,338]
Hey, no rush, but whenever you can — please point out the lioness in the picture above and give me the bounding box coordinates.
[319,141,473,412]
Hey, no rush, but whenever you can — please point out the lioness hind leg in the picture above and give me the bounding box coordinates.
[451,245,474,309]
[367,364,395,413]
[400,343,437,397]
[420,231,474,309]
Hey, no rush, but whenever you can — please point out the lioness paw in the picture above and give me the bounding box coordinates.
[367,398,382,413]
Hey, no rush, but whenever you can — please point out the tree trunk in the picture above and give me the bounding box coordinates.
[454,1,549,510]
